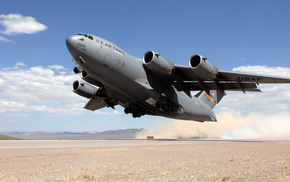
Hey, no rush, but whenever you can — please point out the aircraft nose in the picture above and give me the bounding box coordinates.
[66,35,78,50]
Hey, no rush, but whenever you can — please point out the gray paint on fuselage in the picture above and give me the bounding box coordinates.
[73,35,158,107]
[66,34,216,121]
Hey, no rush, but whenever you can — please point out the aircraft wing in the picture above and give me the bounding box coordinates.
[217,70,290,83]
[84,97,107,111]
[173,65,290,83]
[173,65,290,102]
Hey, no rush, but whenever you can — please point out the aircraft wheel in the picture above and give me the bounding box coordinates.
[162,103,170,113]
[124,108,129,114]
[169,108,174,115]
[140,109,145,116]
[173,107,178,114]
[137,109,144,117]
[156,102,161,109]
[132,112,137,118]
[133,105,138,112]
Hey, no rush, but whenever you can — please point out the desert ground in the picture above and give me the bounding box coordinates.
[0,140,289,181]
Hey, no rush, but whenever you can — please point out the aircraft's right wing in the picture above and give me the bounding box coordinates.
[173,65,290,83]
[173,65,290,103]
[217,70,290,83]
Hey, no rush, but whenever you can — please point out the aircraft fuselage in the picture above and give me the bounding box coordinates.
[66,34,217,122]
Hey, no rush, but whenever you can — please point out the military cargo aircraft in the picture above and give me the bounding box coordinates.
[66,33,290,122]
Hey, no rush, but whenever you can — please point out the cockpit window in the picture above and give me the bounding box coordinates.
[77,34,93,40]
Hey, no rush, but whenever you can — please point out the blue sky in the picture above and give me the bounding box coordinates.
[1,1,290,138]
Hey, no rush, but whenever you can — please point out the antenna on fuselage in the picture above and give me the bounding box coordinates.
[71,58,78,65]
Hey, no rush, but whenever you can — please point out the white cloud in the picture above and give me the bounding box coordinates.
[48,65,69,75]
[0,63,121,116]
[0,100,27,113]
[233,65,290,78]
[0,64,79,114]
[16,62,27,67]
[48,65,66,70]
[2,62,26,70]
[0,63,119,115]
[0,35,14,43]
[0,14,47,35]
[93,110,121,115]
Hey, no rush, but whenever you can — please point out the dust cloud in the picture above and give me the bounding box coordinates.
[136,110,290,139]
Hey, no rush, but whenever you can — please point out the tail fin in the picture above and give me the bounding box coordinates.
[196,89,225,109]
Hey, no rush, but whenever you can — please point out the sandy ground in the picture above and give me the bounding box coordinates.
[0,140,289,181]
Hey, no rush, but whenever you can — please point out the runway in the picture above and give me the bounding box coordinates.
[0,140,289,181]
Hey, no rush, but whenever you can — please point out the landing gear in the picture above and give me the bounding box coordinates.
[155,100,179,115]
[124,105,146,118]
[124,98,182,118]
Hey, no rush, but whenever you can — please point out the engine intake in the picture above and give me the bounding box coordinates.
[72,80,99,99]
[73,66,83,73]
[80,70,102,87]
[189,54,218,80]
[143,51,174,75]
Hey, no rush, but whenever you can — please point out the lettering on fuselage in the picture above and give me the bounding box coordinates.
[76,42,86,51]
[237,77,261,82]
[95,38,124,56]
[114,48,124,56]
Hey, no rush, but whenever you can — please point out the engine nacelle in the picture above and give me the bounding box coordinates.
[189,54,218,80]
[143,51,174,75]
[80,70,102,87]
[72,80,99,99]
[73,66,83,73]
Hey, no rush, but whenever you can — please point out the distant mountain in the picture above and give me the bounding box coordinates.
[5,129,144,140]
[0,134,23,140]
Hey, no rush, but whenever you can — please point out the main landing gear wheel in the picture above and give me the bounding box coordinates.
[156,100,178,115]
[124,105,145,118]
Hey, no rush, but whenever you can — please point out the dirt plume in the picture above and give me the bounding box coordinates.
[136,110,290,139]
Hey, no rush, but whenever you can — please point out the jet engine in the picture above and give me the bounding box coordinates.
[189,54,218,80]
[72,80,99,99]
[73,66,83,73]
[80,70,103,87]
[143,51,175,75]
